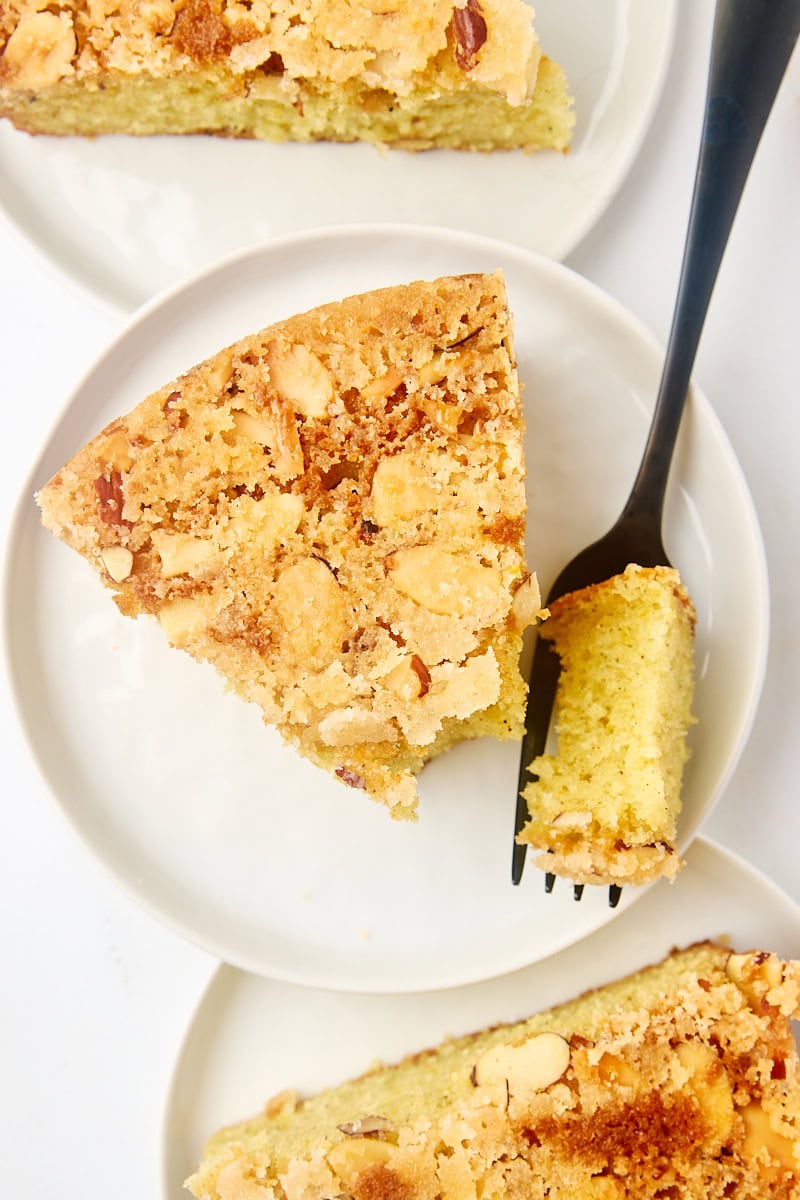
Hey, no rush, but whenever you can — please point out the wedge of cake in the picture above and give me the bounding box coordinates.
[0,0,574,150]
[186,943,800,1200]
[37,272,543,817]
[519,564,696,887]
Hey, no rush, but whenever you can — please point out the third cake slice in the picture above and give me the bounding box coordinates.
[187,943,800,1199]
[37,272,541,816]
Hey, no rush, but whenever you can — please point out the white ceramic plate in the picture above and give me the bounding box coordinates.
[0,0,676,313]
[160,837,800,1200]
[3,224,767,992]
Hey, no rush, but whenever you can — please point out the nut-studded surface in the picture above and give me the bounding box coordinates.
[186,943,800,1200]
[37,272,540,815]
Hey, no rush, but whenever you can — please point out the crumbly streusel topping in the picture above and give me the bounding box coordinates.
[37,273,537,813]
[0,0,540,101]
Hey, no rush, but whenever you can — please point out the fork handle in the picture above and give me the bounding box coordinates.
[623,0,800,527]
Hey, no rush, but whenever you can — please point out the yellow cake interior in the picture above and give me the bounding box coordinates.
[520,564,697,887]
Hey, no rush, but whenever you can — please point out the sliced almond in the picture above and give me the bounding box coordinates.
[1,11,76,87]
[383,653,431,701]
[510,573,544,632]
[101,429,134,473]
[386,545,504,618]
[327,1137,397,1183]
[151,531,214,578]
[370,452,438,527]
[270,345,333,418]
[337,1115,393,1137]
[318,707,395,747]
[361,367,404,404]
[471,1032,570,1096]
[228,492,304,552]
[99,545,133,583]
[233,411,274,445]
[273,557,350,671]
[416,351,451,386]
[550,811,592,829]
[158,597,205,643]
[675,1042,733,1143]
[741,1102,798,1169]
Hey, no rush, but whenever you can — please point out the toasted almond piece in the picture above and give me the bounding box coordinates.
[550,810,592,829]
[233,411,274,445]
[101,429,134,473]
[471,1032,570,1096]
[151,531,214,578]
[273,557,350,671]
[1,11,76,87]
[259,392,305,481]
[158,597,205,643]
[510,572,544,631]
[387,545,505,618]
[318,706,396,747]
[417,351,451,386]
[227,492,304,551]
[361,367,404,403]
[99,545,133,583]
[370,452,438,526]
[727,951,783,989]
[596,1052,641,1088]
[337,1115,393,1137]
[741,1102,798,1169]
[270,345,333,418]
[327,1137,397,1182]
[676,1042,734,1144]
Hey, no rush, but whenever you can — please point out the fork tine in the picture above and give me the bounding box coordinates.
[542,877,624,904]
[513,635,562,884]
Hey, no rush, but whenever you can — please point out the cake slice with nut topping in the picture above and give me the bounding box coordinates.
[37,272,542,816]
[0,0,573,150]
[186,943,800,1200]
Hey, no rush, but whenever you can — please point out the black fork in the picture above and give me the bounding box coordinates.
[512,0,800,893]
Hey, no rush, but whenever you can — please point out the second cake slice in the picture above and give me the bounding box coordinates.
[37,272,541,816]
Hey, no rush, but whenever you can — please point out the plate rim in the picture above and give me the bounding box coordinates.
[1,221,769,992]
[0,0,678,315]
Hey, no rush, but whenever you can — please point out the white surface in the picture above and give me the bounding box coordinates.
[0,2,798,1196]
[161,837,800,1200]
[3,224,767,991]
[0,0,676,313]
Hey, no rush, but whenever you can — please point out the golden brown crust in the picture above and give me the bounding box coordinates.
[37,272,537,815]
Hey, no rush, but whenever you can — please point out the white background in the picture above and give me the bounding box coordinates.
[0,4,798,1197]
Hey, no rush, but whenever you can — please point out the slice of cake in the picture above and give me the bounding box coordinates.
[37,272,542,817]
[0,0,574,150]
[186,943,800,1200]
[519,564,696,887]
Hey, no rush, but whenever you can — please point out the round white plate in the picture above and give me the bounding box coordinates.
[161,838,800,1200]
[3,224,767,992]
[0,0,676,313]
